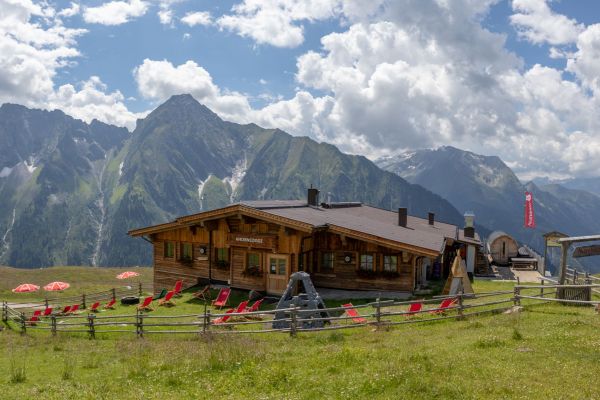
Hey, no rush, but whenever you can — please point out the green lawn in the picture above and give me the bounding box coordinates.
[0,266,152,302]
[1,267,600,399]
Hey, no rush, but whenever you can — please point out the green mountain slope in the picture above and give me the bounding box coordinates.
[0,96,464,267]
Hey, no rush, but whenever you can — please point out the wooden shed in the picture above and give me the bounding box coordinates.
[487,231,519,265]
[129,189,481,295]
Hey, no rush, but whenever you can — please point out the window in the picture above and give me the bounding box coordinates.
[383,255,398,272]
[247,252,260,269]
[269,258,287,275]
[181,243,192,261]
[215,248,229,262]
[359,254,374,271]
[164,242,174,258]
[321,252,334,272]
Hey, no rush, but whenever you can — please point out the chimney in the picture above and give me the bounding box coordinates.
[464,211,475,238]
[398,207,407,227]
[307,186,319,206]
[428,212,435,226]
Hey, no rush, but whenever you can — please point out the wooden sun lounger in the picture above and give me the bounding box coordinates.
[137,296,154,312]
[342,303,368,324]
[158,291,175,307]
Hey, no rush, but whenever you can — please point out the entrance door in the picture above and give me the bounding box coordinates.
[267,255,289,294]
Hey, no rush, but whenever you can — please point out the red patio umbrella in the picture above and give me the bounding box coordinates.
[43,281,70,291]
[12,283,40,293]
[116,271,140,280]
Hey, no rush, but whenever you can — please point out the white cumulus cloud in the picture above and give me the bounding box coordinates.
[216,0,344,48]
[83,0,149,26]
[134,59,253,122]
[510,0,583,45]
[181,11,212,27]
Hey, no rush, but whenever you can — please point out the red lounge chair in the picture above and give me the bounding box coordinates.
[158,291,175,306]
[104,299,116,310]
[406,302,423,316]
[59,305,71,315]
[42,307,53,317]
[27,310,42,325]
[173,280,183,297]
[89,302,101,312]
[245,299,264,313]
[192,285,210,301]
[342,303,367,324]
[234,300,249,314]
[211,287,231,309]
[213,309,234,325]
[137,296,154,312]
[68,304,80,314]
[429,298,456,315]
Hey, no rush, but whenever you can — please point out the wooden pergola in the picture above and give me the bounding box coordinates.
[557,235,600,286]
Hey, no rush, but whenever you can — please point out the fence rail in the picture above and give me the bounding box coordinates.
[5,283,151,312]
[3,283,598,339]
[1,289,517,338]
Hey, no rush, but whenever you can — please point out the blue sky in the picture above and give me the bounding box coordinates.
[3,0,600,180]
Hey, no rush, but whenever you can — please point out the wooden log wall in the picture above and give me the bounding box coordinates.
[306,232,416,292]
[151,217,303,294]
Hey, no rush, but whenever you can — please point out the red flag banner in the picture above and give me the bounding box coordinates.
[524,192,536,228]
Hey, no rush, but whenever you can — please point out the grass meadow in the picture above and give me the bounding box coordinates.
[1,266,600,399]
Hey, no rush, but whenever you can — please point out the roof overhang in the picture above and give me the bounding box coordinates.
[327,224,440,258]
[128,204,314,237]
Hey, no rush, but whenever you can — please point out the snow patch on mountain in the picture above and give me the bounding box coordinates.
[24,159,36,174]
[197,174,212,210]
[0,166,13,178]
[223,155,247,203]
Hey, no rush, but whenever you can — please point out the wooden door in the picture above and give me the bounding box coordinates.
[267,255,289,295]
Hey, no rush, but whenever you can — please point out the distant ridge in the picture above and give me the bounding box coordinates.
[377,146,600,272]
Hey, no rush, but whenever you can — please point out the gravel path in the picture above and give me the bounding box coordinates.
[495,266,543,283]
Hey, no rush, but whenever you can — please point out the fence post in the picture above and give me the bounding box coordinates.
[82,293,86,309]
[574,269,578,284]
[138,282,143,297]
[51,315,57,336]
[457,291,464,320]
[540,279,545,298]
[2,301,7,323]
[514,285,521,307]
[375,298,381,330]
[88,314,95,339]
[290,307,298,337]
[111,288,116,301]
[136,311,144,339]
[205,310,211,334]
[44,299,49,309]
[20,312,26,335]
[585,272,591,285]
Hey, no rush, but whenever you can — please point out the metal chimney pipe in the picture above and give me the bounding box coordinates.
[398,207,407,227]
[307,187,319,206]
[428,212,435,226]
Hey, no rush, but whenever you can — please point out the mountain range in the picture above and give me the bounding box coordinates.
[0,95,462,267]
[377,147,600,273]
[3,95,599,271]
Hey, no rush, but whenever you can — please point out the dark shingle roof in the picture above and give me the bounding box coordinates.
[243,202,479,254]
[130,200,481,254]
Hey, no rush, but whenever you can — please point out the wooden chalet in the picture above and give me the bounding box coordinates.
[129,189,482,295]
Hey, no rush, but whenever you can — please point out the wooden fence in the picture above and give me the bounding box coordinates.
[6,283,150,313]
[1,289,519,338]
[3,283,598,339]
